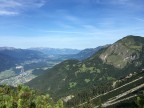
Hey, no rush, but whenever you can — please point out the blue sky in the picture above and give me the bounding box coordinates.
[0,0,144,49]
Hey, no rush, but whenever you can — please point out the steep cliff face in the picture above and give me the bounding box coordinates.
[100,36,144,68]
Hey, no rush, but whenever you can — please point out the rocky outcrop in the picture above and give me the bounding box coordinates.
[100,36,144,68]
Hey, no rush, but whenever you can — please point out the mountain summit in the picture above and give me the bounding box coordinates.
[100,35,144,68]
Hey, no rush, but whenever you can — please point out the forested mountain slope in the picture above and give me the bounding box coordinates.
[27,35,144,107]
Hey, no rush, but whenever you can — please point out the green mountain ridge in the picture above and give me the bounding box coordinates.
[27,35,144,107]
[100,35,144,69]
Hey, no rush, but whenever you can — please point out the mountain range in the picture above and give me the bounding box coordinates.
[0,47,44,72]
[0,47,102,72]
[29,48,81,55]
[29,47,109,61]
[64,45,109,60]
[0,35,144,107]
[27,35,144,107]
[0,46,105,87]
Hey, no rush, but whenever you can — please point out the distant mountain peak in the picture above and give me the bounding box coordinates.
[29,47,81,55]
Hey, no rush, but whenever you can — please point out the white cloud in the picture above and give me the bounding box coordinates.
[0,1,22,8]
[95,0,140,7]
[0,10,18,15]
[19,0,46,8]
[0,0,46,16]
[135,18,144,22]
